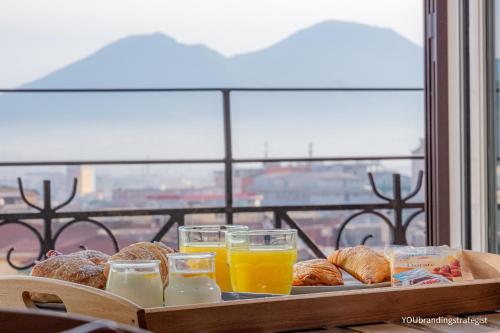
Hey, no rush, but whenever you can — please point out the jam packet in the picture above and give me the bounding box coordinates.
[385,246,463,286]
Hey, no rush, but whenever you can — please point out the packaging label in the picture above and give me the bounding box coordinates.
[386,246,462,287]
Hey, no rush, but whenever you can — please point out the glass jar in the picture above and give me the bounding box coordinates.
[178,225,248,292]
[106,260,164,308]
[164,252,222,306]
[227,229,298,294]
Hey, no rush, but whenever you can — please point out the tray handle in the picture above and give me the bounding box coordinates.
[0,275,143,327]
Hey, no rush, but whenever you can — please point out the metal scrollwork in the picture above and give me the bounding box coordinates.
[0,219,44,270]
[335,171,424,249]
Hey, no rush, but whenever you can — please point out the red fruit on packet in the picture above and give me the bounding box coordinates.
[438,265,453,275]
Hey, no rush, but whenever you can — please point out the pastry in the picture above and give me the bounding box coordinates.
[30,250,109,303]
[328,245,390,284]
[293,259,344,286]
[103,242,175,287]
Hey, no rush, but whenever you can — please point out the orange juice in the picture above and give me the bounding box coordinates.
[228,247,297,294]
[180,244,232,292]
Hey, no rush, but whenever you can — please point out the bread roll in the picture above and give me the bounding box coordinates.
[30,250,109,303]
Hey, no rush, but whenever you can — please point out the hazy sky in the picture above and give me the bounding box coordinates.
[0,0,423,88]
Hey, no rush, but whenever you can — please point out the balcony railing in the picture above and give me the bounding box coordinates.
[0,87,425,270]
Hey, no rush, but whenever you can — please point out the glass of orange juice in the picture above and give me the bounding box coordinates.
[227,229,298,294]
[178,225,248,292]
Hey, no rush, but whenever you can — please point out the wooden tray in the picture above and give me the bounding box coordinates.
[1,250,499,333]
[1,275,500,333]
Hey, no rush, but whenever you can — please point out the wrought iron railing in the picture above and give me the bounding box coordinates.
[0,87,425,270]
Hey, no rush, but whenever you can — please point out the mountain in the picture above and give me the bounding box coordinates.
[21,21,422,88]
[0,21,424,161]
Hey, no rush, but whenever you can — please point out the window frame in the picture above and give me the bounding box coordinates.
[424,0,451,245]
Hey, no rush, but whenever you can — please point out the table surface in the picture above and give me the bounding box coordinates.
[292,312,500,333]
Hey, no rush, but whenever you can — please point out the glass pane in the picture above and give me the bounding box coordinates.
[231,91,424,158]
[233,160,424,207]
[0,92,223,161]
[0,164,224,212]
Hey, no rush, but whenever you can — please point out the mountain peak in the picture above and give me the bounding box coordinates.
[280,19,413,48]
[92,32,181,55]
[304,20,389,32]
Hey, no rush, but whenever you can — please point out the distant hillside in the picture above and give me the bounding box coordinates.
[229,21,422,87]
[23,33,231,88]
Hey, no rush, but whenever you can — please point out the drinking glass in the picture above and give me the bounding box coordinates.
[227,229,298,294]
[106,260,163,308]
[178,225,248,292]
[164,252,221,306]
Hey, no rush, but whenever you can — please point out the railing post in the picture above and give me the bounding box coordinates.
[392,174,407,245]
[222,89,234,224]
[274,210,283,228]
[42,180,55,256]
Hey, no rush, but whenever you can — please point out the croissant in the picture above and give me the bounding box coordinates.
[103,242,175,287]
[293,259,344,286]
[328,245,390,284]
[30,250,109,303]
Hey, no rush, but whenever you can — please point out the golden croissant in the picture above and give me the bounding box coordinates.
[328,245,390,284]
[293,259,344,286]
